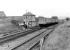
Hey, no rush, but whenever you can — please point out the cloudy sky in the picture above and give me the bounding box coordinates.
[0,0,70,19]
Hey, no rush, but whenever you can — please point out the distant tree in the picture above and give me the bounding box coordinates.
[52,16,58,19]
[66,17,70,21]
[11,20,19,26]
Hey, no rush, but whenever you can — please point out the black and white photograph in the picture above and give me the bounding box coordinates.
[0,0,70,50]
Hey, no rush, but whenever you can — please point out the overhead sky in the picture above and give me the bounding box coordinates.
[0,0,70,19]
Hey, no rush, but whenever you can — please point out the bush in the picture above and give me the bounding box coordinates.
[11,20,19,26]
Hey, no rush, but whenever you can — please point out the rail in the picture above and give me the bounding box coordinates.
[12,26,56,50]
[12,24,58,50]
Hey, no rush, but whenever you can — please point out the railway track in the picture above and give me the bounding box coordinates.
[0,26,41,44]
[0,23,59,50]
[0,23,58,45]
[0,26,40,38]
[12,25,58,50]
